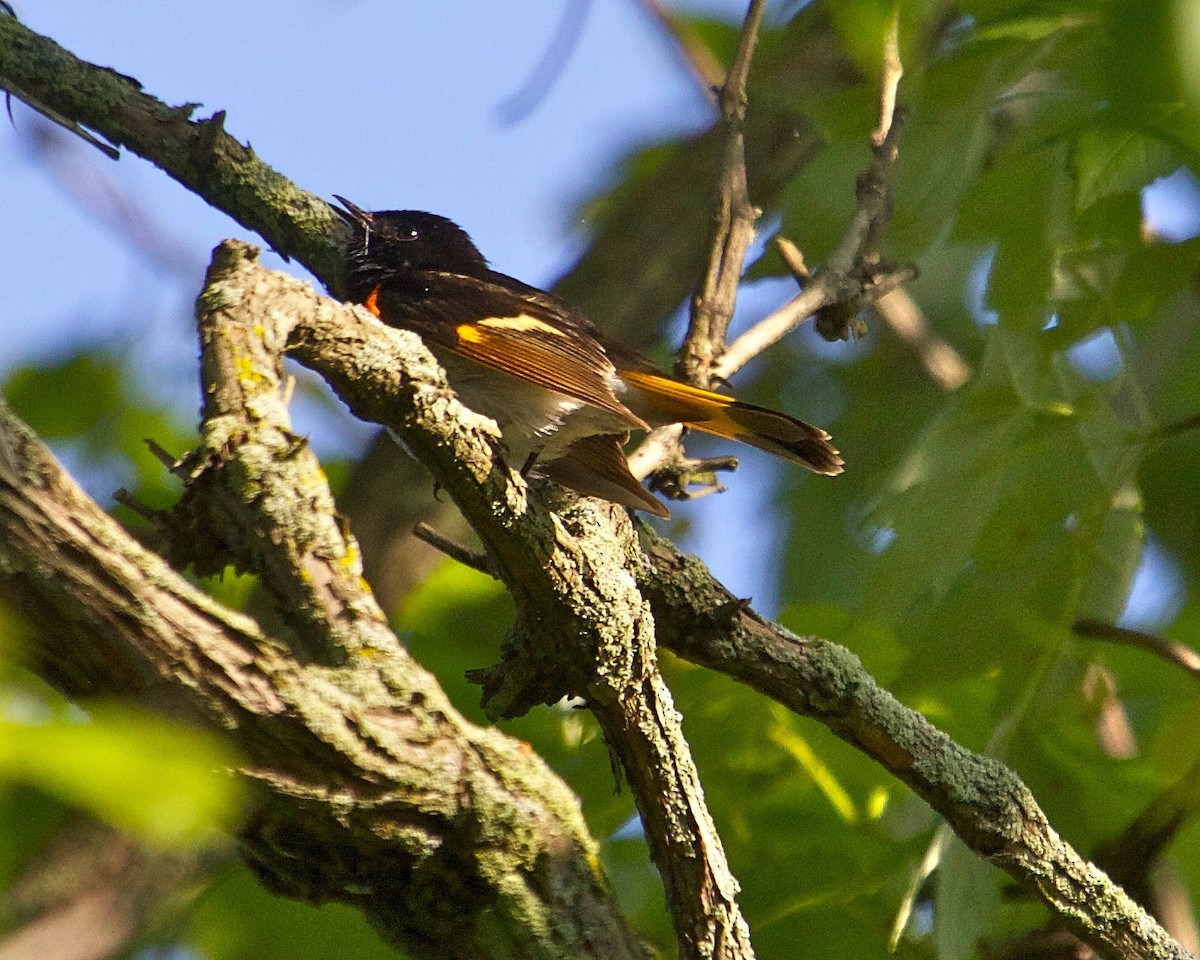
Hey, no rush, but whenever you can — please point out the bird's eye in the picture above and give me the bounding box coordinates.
[404,228,419,241]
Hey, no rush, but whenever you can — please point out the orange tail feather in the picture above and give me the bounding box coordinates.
[619,370,843,476]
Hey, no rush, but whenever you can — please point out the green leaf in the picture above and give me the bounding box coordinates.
[183,862,402,960]
[967,11,1099,44]
[955,146,1072,326]
[4,347,197,511]
[862,327,1147,638]
[1073,126,1180,210]
[826,0,895,77]
[1113,239,1200,322]
[1076,487,1144,623]
[5,352,124,441]
[0,702,242,848]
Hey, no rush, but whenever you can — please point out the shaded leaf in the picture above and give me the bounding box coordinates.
[1073,125,1180,211]
[0,702,242,848]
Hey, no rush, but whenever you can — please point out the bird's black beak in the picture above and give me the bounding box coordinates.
[332,195,372,229]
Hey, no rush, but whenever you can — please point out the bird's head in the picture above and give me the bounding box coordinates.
[334,196,489,300]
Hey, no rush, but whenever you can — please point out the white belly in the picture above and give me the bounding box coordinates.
[433,350,633,466]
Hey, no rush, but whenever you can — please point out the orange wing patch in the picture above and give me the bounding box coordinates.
[620,368,842,475]
[618,369,741,428]
[617,370,736,409]
[455,322,484,344]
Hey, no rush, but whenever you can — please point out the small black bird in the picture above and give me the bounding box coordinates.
[334,197,842,517]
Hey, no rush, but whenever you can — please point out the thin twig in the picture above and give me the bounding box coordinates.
[872,6,903,147]
[143,438,180,470]
[714,279,831,380]
[627,424,684,481]
[774,235,810,281]
[412,521,495,577]
[874,288,970,390]
[1075,619,1200,680]
[634,0,724,94]
[714,113,911,379]
[112,489,158,522]
[636,93,913,479]
[716,31,913,377]
[677,0,768,386]
[1156,413,1200,440]
[637,0,767,496]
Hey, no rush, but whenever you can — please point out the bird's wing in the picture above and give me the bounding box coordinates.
[369,272,648,430]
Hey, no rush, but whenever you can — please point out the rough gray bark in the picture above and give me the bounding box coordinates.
[0,291,651,959]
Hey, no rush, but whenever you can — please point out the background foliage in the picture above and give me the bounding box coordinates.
[3,1,1200,958]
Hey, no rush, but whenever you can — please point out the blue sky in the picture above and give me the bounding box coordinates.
[1,1,803,606]
[0,2,720,345]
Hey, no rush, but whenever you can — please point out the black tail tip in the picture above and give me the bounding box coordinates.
[801,440,844,476]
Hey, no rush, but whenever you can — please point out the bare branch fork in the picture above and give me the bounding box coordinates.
[632,3,923,485]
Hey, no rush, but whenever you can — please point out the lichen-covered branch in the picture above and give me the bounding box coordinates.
[193,244,1190,960]
[0,404,647,958]
[635,528,1193,960]
[0,11,345,290]
[207,242,754,960]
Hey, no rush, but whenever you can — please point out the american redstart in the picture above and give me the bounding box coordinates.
[334,197,842,518]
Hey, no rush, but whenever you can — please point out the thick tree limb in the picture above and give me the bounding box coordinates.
[198,242,753,960]
[0,401,647,958]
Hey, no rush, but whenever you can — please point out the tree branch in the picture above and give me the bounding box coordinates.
[1075,619,1200,680]
[714,107,911,379]
[0,390,647,958]
[198,242,754,960]
[635,528,1194,960]
[871,5,903,147]
[677,0,767,385]
[0,11,345,291]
